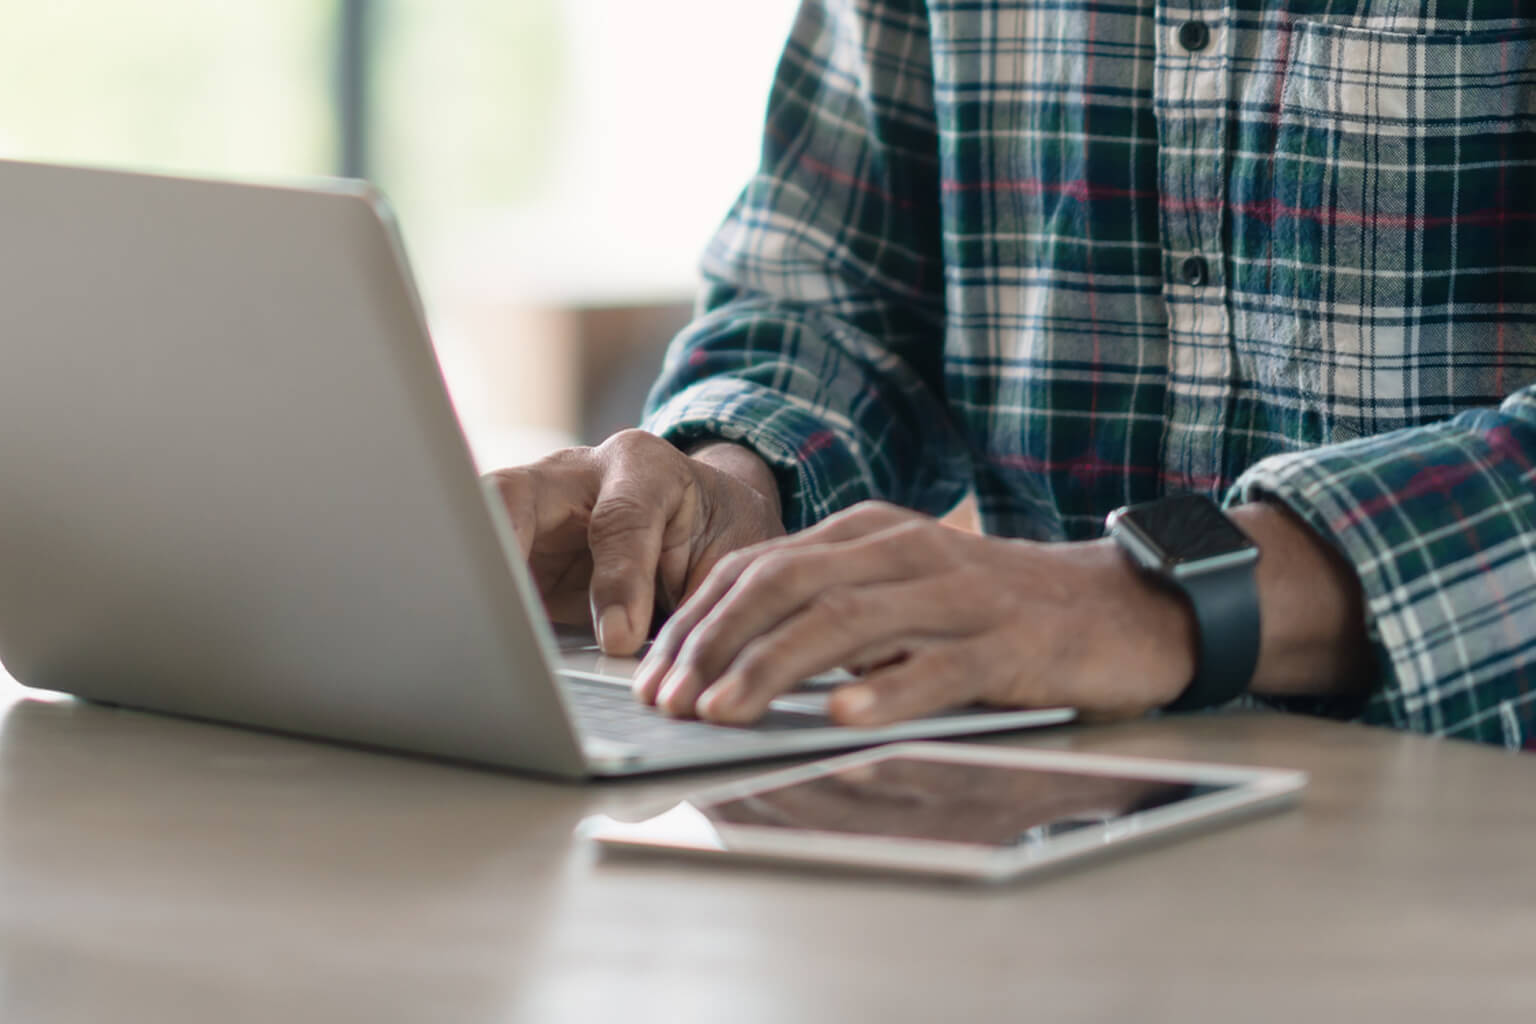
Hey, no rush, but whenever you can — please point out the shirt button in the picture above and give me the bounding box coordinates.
[1178,20,1211,52]
[1180,256,1210,287]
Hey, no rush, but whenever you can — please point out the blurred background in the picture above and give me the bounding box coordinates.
[0,0,799,469]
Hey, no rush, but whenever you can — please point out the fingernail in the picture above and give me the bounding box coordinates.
[833,685,877,721]
[597,606,631,652]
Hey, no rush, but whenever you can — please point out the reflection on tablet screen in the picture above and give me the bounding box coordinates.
[703,757,1235,849]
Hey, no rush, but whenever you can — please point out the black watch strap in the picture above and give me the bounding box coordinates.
[1163,560,1261,711]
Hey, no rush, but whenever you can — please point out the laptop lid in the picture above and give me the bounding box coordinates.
[0,159,589,778]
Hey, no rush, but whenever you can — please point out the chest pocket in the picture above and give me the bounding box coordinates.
[1266,20,1536,440]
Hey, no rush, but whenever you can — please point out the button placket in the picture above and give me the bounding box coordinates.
[1153,2,1234,491]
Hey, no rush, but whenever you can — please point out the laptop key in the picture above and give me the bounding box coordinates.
[560,677,823,748]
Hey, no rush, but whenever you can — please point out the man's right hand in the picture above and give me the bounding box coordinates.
[484,430,786,656]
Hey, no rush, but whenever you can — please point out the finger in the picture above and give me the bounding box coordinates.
[536,555,597,624]
[633,543,758,702]
[487,468,538,561]
[486,455,603,625]
[689,583,957,723]
[685,570,990,721]
[650,524,948,713]
[825,643,991,727]
[586,464,685,657]
[484,450,600,560]
[637,503,927,693]
[634,502,921,703]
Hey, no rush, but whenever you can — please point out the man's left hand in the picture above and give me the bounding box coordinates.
[631,501,1200,726]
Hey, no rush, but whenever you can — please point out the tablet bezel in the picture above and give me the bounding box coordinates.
[582,741,1308,882]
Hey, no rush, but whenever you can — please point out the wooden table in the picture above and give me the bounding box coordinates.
[1,685,1531,1023]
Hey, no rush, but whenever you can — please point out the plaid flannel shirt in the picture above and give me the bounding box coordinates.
[642,0,1536,750]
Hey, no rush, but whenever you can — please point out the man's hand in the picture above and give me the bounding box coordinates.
[632,502,1199,725]
[484,430,786,655]
[632,499,1374,726]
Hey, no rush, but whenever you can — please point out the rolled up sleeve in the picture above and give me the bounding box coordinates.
[1229,388,1536,750]
[641,0,969,531]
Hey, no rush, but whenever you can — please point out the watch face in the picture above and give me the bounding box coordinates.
[1116,494,1256,568]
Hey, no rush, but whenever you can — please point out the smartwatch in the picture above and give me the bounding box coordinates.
[1104,494,1261,711]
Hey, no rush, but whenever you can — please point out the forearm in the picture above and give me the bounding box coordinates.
[1227,502,1375,700]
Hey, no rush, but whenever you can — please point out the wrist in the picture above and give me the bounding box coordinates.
[686,440,783,519]
[1088,538,1198,708]
[1103,496,1262,711]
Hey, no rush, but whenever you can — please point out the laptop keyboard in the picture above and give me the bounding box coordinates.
[560,676,825,750]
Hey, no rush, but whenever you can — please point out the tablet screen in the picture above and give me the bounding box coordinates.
[701,756,1236,849]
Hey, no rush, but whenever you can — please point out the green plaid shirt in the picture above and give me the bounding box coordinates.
[643,0,1536,750]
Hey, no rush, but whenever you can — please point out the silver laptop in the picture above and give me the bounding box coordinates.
[0,160,1074,778]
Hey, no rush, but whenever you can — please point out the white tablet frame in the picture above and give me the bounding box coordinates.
[582,741,1308,882]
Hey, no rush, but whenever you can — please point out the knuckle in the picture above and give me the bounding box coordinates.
[485,465,527,487]
[589,492,657,539]
[604,427,651,449]
[739,552,805,597]
[876,520,944,566]
[914,517,957,551]
[903,516,945,543]
[866,499,913,522]
[714,547,763,581]
[486,468,532,505]
[855,499,899,516]
[838,500,897,526]
[730,635,788,692]
[538,445,596,471]
[738,533,786,562]
[676,628,726,677]
[602,428,666,462]
[809,585,865,625]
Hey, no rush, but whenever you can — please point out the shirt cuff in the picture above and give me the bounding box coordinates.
[642,378,879,532]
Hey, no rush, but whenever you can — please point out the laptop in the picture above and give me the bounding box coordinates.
[0,159,1074,778]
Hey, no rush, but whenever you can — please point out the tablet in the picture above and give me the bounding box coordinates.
[580,742,1307,882]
